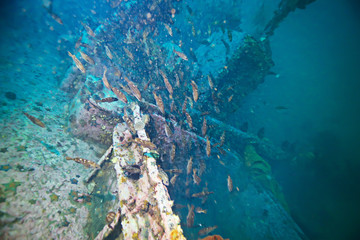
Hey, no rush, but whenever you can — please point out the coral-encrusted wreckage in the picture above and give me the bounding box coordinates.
[92,104,185,239]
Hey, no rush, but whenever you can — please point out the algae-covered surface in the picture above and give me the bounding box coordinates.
[0,89,108,239]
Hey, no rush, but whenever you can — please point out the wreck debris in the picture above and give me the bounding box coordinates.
[94,104,185,239]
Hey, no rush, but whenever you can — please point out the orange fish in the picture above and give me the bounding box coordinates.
[170,173,179,186]
[202,117,207,137]
[105,211,116,224]
[192,190,213,198]
[191,80,199,102]
[153,91,165,114]
[164,23,173,36]
[165,169,182,174]
[23,112,45,128]
[227,175,233,192]
[187,156,193,175]
[173,49,188,61]
[79,50,94,65]
[131,138,157,150]
[124,76,142,101]
[111,86,128,104]
[159,69,173,97]
[186,204,195,227]
[119,83,132,95]
[220,131,226,146]
[122,109,136,134]
[207,75,214,89]
[199,235,229,240]
[193,169,201,185]
[43,4,63,25]
[102,66,111,90]
[182,97,187,113]
[95,97,118,103]
[66,157,100,169]
[68,51,85,73]
[195,207,207,214]
[206,136,211,157]
[185,111,193,129]
[198,226,218,236]
[50,12,63,25]
[81,22,96,37]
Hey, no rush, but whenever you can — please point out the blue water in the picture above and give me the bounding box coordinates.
[1,0,360,239]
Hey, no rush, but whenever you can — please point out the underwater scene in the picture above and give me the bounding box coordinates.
[1,0,360,239]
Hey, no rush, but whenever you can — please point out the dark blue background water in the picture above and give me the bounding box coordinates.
[239,0,360,239]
